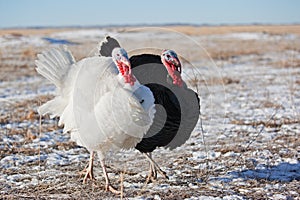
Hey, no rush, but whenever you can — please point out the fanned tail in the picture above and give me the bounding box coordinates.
[35,46,75,89]
[98,35,121,57]
[35,46,76,117]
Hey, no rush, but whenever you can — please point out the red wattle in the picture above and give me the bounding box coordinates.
[123,74,136,86]
[121,64,136,86]
[163,61,183,87]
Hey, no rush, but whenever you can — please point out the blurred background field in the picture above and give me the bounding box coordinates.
[1,0,300,199]
[0,25,299,199]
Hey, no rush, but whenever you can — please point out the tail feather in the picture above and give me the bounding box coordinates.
[36,46,76,117]
[37,53,58,73]
[98,35,121,57]
[37,97,66,118]
[35,46,75,90]
[36,60,60,86]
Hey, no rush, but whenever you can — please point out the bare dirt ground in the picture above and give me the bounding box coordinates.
[0,25,299,199]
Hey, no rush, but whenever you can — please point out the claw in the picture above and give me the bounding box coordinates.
[82,166,95,183]
[81,152,95,183]
[143,153,168,184]
[81,151,122,194]
[99,153,122,194]
[106,184,121,194]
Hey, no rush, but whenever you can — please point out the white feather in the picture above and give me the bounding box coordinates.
[36,46,155,155]
[35,46,77,118]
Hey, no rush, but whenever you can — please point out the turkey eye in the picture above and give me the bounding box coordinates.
[166,54,171,58]
[140,99,144,104]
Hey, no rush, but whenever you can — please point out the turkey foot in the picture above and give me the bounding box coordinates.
[82,152,95,183]
[106,184,121,194]
[100,156,121,194]
[143,153,169,183]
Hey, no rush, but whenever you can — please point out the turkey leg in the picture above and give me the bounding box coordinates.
[143,153,169,182]
[82,151,95,183]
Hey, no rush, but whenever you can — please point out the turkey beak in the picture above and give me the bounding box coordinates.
[171,56,182,73]
[121,57,131,69]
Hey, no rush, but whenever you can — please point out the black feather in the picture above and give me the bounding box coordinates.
[99,36,121,57]
[130,54,200,153]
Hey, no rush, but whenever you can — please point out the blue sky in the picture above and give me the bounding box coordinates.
[1,0,300,28]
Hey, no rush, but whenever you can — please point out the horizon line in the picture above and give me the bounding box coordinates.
[1,22,300,30]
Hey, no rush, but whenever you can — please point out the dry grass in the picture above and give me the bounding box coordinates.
[1,25,300,65]
[1,25,300,199]
[204,37,300,63]
[22,47,37,59]
[0,28,76,36]
[166,25,300,36]
[1,25,300,37]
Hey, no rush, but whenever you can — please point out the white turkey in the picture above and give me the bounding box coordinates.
[36,46,155,193]
[98,36,200,182]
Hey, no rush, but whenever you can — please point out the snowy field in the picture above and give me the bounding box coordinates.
[0,26,300,199]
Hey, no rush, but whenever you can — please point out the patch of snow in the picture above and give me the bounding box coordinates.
[186,197,222,200]
[229,161,300,182]
[208,32,298,41]
[223,151,240,157]
[191,150,221,160]
[0,76,55,102]
[225,32,264,40]
[222,195,244,200]
[50,29,111,40]
[0,35,46,48]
